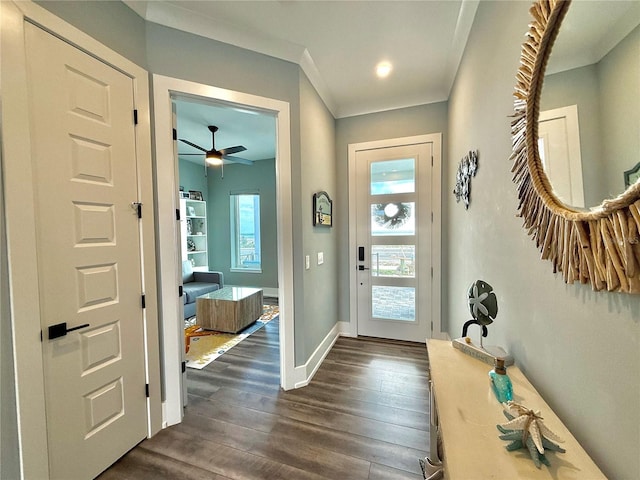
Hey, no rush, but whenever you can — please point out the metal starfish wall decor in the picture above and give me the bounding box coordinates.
[453,150,478,209]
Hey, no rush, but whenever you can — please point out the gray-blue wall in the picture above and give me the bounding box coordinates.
[446,2,639,478]
[206,159,278,290]
[299,72,338,363]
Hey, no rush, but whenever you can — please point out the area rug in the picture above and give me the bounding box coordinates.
[185,305,279,370]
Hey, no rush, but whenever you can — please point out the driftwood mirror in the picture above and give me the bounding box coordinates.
[511,0,640,293]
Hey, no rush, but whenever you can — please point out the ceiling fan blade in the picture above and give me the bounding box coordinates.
[178,139,207,152]
[219,145,247,156]
[222,155,254,166]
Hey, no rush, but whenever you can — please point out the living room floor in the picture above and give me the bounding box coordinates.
[99,316,431,479]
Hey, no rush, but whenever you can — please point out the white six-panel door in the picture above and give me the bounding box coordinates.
[25,22,148,479]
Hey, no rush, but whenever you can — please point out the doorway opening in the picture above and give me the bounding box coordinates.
[152,75,296,428]
[174,98,280,384]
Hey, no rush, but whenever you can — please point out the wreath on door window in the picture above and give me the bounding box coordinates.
[373,202,411,229]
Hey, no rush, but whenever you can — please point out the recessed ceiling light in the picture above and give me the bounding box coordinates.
[376,61,392,78]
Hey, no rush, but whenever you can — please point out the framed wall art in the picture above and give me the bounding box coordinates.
[313,191,332,227]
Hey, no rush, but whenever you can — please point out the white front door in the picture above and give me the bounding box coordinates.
[355,143,433,342]
[26,23,148,479]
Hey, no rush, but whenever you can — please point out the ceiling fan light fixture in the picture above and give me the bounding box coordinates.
[205,151,223,166]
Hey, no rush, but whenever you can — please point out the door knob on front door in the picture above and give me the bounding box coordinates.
[358,265,370,271]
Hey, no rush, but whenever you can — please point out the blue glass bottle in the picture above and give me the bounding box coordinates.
[489,357,513,403]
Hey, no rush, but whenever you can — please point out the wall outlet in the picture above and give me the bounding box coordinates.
[305,255,310,270]
[317,252,324,265]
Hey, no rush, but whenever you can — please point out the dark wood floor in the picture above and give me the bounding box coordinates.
[99,318,431,479]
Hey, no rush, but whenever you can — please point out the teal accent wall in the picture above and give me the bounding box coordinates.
[207,159,278,289]
[178,159,208,204]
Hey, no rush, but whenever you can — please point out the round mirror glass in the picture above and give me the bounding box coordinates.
[538,1,640,210]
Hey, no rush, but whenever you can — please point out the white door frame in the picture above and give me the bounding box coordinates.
[348,134,444,340]
[152,75,296,426]
[1,2,162,478]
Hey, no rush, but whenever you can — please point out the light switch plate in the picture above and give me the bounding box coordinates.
[317,252,324,265]
[305,255,310,270]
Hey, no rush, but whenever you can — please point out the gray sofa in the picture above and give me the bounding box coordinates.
[182,261,223,320]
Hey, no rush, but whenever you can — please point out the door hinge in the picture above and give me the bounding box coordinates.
[431,267,433,278]
[141,294,146,308]
[172,128,177,140]
[145,384,150,398]
[181,361,186,373]
[176,208,181,221]
[431,212,433,223]
[179,285,183,297]
[431,156,433,166]
[134,109,138,125]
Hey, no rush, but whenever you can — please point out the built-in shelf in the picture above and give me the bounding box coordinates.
[180,198,208,271]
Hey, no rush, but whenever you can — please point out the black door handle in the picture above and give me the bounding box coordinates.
[48,322,90,340]
[358,265,370,271]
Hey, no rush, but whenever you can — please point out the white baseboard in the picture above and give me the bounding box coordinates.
[293,321,341,388]
[338,321,357,337]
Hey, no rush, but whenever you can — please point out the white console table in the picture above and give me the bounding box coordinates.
[426,339,606,479]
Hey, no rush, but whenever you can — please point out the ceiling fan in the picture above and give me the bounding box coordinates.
[178,125,254,166]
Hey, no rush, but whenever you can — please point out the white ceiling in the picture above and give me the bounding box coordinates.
[125,0,479,164]
[124,0,479,119]
[124,0,639,164]
[546,0,640,75]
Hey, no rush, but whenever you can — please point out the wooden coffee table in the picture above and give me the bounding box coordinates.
[196,286,263,333]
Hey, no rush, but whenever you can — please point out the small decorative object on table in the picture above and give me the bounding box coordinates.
[452,280,513,366]
[497,401,565,468]
[464,279,498,344]
[489,357,513,402]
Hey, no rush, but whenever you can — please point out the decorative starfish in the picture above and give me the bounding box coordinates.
[497,401,565,468]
